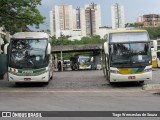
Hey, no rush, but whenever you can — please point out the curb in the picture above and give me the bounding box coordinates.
[142,84,160,90]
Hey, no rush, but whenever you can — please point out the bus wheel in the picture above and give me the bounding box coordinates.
[71,66,75,71]
[109,81,114,85]
[15,82,21,86]
[105,67,108,80]
[44,82,49,85]
[107,71,113,85]
[74,64,79,70]
[139,81,144,84]
[103,67,106,77]
[50,72,53,80]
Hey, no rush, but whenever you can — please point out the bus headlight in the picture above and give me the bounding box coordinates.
[110,70,119,74]
[144,68,152,72]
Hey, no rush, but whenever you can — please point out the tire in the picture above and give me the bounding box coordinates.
[15,82,21,86]
[107,69,114,85]
[103,67,106,77]
[139,81,144,84]
[43,82,49,85]
[50,70,53,80]
[105,67,108,80]
[74,64,79,71]
[108,72,112,85]
[109,81,114,85]
[104,55,107,77]
[71,66,75,71]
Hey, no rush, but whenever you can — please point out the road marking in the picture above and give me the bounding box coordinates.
[0,90,144,93]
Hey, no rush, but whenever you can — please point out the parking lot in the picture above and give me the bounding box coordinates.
[0,69,160,116]
[0,68,159,92]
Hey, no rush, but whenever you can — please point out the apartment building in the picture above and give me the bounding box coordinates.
[50,3,101,37]
[111,3,125,29]
[81,3,101,36]
[50,4,73,36]
[137,14,160,27]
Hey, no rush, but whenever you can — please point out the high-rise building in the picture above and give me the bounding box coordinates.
[50,3,101,37]
[50,4,73,36]
[137,14,160,27]
[81,3,101,36]
[72,8,81,29]
[111,3,125,29]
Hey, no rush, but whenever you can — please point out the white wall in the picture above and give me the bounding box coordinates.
[50,11,54,36]
[56,29,81,38]
[95,4,102,35]
[111,3,125,29]
[98,28,112,39]
[80,8,86,36]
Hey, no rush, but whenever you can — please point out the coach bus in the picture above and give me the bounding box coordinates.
[70,55,92,70]
[102,29,152,84]
[4,32,53,85]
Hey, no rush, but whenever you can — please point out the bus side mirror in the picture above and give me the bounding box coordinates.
[153,40,157,51]
[90,57,93,62]
[4,43,9,54]
[47,43,51,54]
[104,42,108,54]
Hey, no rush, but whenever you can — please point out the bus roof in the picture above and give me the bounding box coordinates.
[79,56,90,58]
[0,30,6,35]
[12,32,49,39]
[109,29,147,34]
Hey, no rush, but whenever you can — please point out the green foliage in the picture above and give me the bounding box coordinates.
[0,0,45,34]
[143,27,160,39]
[126,23,160,40]
[126,23,144,28]
[51,35,104,60]
[51,35,74,45]
[51,35,104,46]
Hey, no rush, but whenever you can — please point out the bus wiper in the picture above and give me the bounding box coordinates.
[29,48,45,51]
[132,61,146,67]
[112,60,130,64]
[112,61,130,67]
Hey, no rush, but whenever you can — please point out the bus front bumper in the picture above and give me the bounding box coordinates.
[8,72,49,82]
[110,72,152,82]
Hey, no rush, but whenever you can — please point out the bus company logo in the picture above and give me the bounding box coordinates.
[1,112,42,118]
[2,112,11,117]
[22,71,33,74]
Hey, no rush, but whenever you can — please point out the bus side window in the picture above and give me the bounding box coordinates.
[157,52,160,59]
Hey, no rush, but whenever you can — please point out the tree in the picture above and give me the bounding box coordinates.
[0,0,45,34]
[143,27,160,39]
[50,35,104,46]
[125,23,144,28]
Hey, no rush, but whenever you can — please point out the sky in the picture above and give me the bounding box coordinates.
[32,0,160,30]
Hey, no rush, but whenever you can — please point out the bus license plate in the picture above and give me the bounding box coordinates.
[128,76,136,79]
[24,78,31,81]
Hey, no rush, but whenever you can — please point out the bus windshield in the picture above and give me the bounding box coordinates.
[9,39,48,69]
[79,56,90,65]
[110,32,149,43]
[110,43,151,67]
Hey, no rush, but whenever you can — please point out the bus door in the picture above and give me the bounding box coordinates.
[151,49,158,68]
[0,54,7,79]
[157,51,160,67]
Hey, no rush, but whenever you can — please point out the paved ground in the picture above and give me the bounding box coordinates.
[0,69,159,91]
[0,69,160,120]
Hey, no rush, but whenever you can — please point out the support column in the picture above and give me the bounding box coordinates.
[54,54,58,69]
[61,51,63,72]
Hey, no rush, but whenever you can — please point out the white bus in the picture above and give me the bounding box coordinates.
[70,56,92,70]
[150,40,160,68]
[102,30,152,84]
[5,32,53,85]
